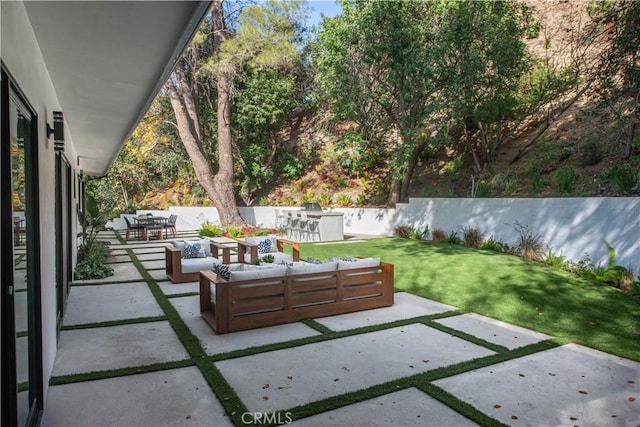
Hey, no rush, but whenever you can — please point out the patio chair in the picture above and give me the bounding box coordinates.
[163,214,178,238]
[124,216,144,240]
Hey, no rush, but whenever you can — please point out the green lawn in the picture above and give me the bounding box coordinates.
[301,237,640,362]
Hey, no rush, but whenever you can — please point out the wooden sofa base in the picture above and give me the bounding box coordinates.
[199,262,394,334]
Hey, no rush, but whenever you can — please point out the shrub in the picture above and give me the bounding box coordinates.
[475,182,491,197]
[580,241,629,287]
[480,236,509,253]
[337,194,352,207]
[606,164,637,194]
[512,221,544,261]
[199,221,223,237]
[226,226,245,238]
[410,225,430,240]
[578,136,603,166]
[284,196,295,206]
[527,170,544,193]
[356,193,367,205]
[461,226,484,248]
[319,192,332,207]
[300,189,315,204]
[394,225,412,239]
[443,230,463,245]
[541,247,568,269]
[491,173,518,195]
[553,166,576,194]
[431,228,446,242]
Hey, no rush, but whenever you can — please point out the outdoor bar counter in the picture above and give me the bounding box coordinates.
[306,211,344,241]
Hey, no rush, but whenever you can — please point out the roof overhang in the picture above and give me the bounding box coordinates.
[23,1,211,176]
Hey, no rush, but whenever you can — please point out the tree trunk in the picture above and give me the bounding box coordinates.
[212,71,245,225]
[164,0,245,227]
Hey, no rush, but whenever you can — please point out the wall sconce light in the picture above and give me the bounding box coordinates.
[46,111,64,151]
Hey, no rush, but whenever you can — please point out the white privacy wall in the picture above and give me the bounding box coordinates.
[110,197,639,268]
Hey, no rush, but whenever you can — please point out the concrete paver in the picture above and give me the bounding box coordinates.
[315,292,457,331]
[41,367,231,427]
[63,282,164,325]
[52,321,189,376]
[290,387,478,426]
[160,281,200,295]
[434,312,552,349]
[434,343,640,427]
[72,262,143,283]
[141,260,166,269]
[215,323,495,413]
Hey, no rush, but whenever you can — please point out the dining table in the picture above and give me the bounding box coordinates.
[134,215,168,240]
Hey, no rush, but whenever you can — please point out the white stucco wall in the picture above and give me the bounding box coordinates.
[2,0,80,402]
[118,198,639,268]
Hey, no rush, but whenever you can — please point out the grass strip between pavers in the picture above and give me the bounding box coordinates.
[70,278,148,287]
[49,359,196,386]
[60,316,168,330]
[165,292,200,299]
[196,359,250,427]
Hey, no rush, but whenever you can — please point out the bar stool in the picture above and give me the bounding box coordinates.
[274,209,285,229]
[288,212,299,240]
[307,216,321,241]
[298,212,310,242]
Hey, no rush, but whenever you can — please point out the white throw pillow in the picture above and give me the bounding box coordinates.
[182,241,206,259]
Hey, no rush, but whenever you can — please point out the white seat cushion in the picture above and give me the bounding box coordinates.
[181,256,221,274]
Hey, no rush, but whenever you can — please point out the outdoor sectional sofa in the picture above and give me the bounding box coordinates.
[165,239,232,283]
[199,258,394,334]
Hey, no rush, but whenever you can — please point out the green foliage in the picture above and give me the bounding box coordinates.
[480,236,509,253]
[578,136,603,166]
[336,194,352,207]
[335,132,382,176]
[318,192,332,207]
[316,0,533,202]
[226,227,245,238]
[74,254,114,280]
[461,226,484,248]
[527,170,545,194]
[410,225,430,240]
[260,254,275,263]
[443,231,463,245]
[300,189,315,204]
[553,166,576,194]
[606,163,637,194]
[491,173,518,195]
[541,247,569,270]
[578,242,631,289]
[512,221,544,261]
[199,221,223,238]
[355,193,367,206]
[281,152,305,180]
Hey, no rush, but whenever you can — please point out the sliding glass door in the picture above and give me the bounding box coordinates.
[1,67,42,426]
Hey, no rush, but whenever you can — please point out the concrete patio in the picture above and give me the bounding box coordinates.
[40,230,639,426]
